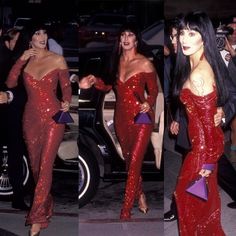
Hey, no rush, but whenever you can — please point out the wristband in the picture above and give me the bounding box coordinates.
[202,164,215,171]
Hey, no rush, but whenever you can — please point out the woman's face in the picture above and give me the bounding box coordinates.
[179,28,204,56]
[120,30,137,51]
[31,29,48,49]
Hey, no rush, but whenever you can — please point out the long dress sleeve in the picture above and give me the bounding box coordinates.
[143,72,158,107]
[94,77,112,92]
[6,59,27,88]
[58,69,72,102]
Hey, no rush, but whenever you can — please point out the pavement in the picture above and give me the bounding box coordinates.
[0,172,78,236]
[0,180,163,236]
[79,181,164,236]
[0,211,78,236]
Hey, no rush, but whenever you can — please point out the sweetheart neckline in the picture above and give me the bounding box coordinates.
[23,68,67,81]
[181,87,216,98]
[118,71,155,84]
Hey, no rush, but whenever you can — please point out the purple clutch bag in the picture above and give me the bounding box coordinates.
[186,176,208,201]
[185,164,215,201]
[134,112,152,124]
[52,111,74,124]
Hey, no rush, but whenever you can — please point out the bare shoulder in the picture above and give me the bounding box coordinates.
[192,61,214,83]
[136,54,155,73]
[189,69,205,87]
[190,61,215,95]
[48,52,67,69]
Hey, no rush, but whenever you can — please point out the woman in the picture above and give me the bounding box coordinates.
[6,21,72,235]
[81,24,158,220]
[173,11,228,235]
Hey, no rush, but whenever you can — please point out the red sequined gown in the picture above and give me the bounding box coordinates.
[6,59,72,228]
[175,88,225,235]
[95,72,158,218]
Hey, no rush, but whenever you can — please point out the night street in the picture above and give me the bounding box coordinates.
[2,0,236,235]
[79,180,163,236]
[0,171,78,236]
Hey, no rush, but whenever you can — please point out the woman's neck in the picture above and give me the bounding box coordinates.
[33,48,48,59]
[121,49,137,62]
[189,47,205,69]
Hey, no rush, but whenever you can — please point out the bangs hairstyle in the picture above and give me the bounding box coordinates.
[178,11,214,49]
[25,18,48,39]
[118,23,143,52]
[109,23,144,84]
[173,11,229,106]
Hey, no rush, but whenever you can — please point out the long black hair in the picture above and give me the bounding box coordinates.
[109,22,148,85]
[20,18,48,50]
[173,11,229,106]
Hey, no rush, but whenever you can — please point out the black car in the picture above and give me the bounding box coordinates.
[79,41,164,208]
[78,13,137,48]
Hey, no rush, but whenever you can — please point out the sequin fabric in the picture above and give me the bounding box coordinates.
[175,88,225,235]
[95,72,158,219]
[6,59,72,228]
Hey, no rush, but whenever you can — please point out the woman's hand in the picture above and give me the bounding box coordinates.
[20,48,39,61]
[224,37,236,61]
[0,92,8,104]
[214,107,225,126]
[170,121,179,135]
[60,101,70,112]
[140,102,150,113]
[199,168,212,177]
[225,37,236,57]
[79,74,97,89]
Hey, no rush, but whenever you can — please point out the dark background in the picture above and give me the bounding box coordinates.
[165,0,236,24]
[0,0,163,30]
[2,0,236,27]
[78,0,163,30]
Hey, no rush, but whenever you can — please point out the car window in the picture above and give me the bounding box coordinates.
[14,18,31,30]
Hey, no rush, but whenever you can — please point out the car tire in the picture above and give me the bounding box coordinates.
[0,154,29,196]
[79,148,100,208]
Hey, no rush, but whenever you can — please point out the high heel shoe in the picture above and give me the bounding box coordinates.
[28,230,40,236]
[138,193,149,214]
[29,223,41,236]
